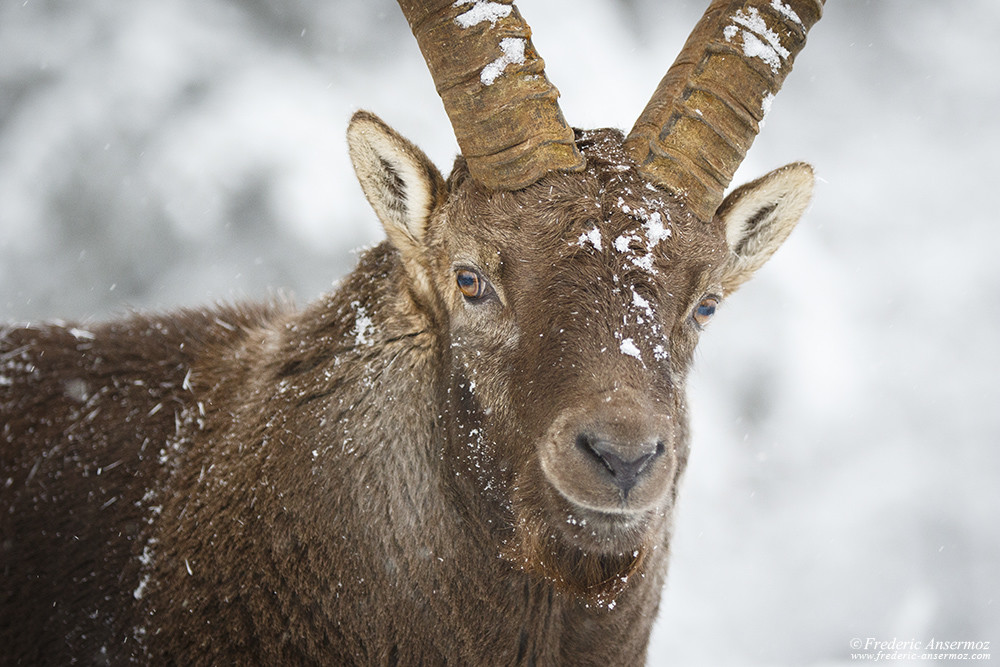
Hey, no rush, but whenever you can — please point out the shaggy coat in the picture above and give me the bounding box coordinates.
[1,121,813,664]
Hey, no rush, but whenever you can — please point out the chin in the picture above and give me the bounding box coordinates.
[503,476,673,600]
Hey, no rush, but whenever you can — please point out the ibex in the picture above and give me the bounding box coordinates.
[1,0,823,663]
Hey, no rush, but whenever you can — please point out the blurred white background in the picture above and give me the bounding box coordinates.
[1,1,997,663]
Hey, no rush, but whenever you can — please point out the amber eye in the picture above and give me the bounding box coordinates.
[456,269,486,300]
[692,296,720,327]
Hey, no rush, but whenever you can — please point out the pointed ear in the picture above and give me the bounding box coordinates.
[716,162,814,293]
[347,110,447,262]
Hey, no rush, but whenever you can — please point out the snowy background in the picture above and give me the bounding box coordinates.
[2,0,997,664]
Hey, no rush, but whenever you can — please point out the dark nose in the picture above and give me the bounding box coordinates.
[576,433,666,496]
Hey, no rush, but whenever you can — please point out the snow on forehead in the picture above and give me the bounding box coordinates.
[543,128,699,261]
[564,156,677,274]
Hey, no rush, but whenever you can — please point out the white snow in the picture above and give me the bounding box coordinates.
[453,0,512,29]
[132,574,150,600]
[760,91,775,128]
[576,225,602,251]
[69,327,96,341]
[770,0,803,28]
[138,544,155,566]
[631,288,651,313]
[480,37,525,86]
[724,7,789,74]
[619,337,642,363]
[740,32,783,73]
[629,253,655,272]
[351,301,375,347]
[612,197,672,273]
[641,213,670,247]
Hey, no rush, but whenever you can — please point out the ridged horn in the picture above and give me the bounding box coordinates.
[396,0,584,190]
[625,0,824,222]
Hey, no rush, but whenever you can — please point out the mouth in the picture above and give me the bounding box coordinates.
[546,485,663,555]
[564,505,644,530]
[552,474,654,516]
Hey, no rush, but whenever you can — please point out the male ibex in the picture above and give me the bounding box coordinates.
[1,0,823,663]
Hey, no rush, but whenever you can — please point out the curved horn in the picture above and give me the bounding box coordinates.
[625,0,824,222]
[396,0,584,190]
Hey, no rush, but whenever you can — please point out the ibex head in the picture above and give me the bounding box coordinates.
[348,0,821,598]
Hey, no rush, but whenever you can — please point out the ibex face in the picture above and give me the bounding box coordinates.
[437,134,718,561]
[349,111,813,595]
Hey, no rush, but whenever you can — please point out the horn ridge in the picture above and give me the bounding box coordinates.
[397,0,584,191]
[626,0,824,221]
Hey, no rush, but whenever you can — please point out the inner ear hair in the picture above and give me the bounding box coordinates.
[347,110,445,250]
[376,155,408,216]
[716,162,814,292]
[731,202,778,256]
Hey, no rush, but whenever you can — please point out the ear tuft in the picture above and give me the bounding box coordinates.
[347,111,446,255]
[716,162,814,293]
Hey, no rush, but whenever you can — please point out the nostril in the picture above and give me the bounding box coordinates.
[575,432,663,494]
[577,432,616,476]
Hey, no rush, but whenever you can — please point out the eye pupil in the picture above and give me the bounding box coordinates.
[693,297,719,326]
[456,270,484,299]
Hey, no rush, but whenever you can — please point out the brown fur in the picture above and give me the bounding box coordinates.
[1,122,811,664]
